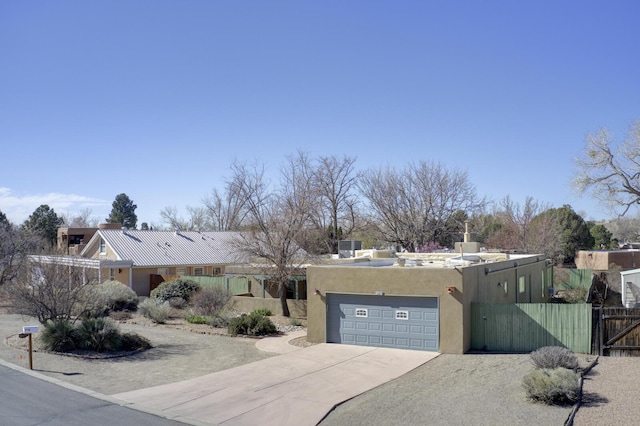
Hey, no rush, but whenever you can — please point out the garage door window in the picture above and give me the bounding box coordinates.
[395,310,409,320]
[355,308,368,318]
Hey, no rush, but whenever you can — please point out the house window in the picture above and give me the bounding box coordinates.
[157,268,169,275]
[109,268,115,281]
[69,235,83,245]
[194,267,204,276]
[355,308,368,318]
[99,238,106,254]
[541,270,546,298]
[504,281,508,294]
[176,268,186,276]
[395,310,409,320]
[519,276,526,293]
[213,267,222,275]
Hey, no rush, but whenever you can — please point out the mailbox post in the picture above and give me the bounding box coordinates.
[19,325,39,370]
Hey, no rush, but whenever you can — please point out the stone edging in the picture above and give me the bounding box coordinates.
[564,355,599,426]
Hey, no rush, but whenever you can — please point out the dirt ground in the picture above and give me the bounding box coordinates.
[2,307,638,426]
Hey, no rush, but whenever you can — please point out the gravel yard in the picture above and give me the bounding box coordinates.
[0,313,276,395]
[320,353,588,426]
[2,309,639,426]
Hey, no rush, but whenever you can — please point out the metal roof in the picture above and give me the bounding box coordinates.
[83,230,248,267]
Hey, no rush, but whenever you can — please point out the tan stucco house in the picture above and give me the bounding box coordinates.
[575,249,640,271]
[306,250,552,354]
[79,227,250,296]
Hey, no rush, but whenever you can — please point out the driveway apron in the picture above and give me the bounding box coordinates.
[113,343,438,426]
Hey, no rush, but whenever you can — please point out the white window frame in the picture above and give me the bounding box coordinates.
[355,308,368,318]
[194,267,204,276]
[99,238,106,254]
[176,268,187,276]
[518,275,526,293]
[395,310,409,320]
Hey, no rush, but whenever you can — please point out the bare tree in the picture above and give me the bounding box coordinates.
[604,215,640,244]
[159,206,211,231]
[231,157,316,317]
[0,216,44,287]
[487,196,551,252]
[311,155,360,254]
[159,206,187,231]
[574,118,640,216]
[203,168,252,231]
[5,257,99,323]
[62,208,99,228]
[359,161,486,252]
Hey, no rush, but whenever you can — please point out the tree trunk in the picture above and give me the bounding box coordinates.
[279,281,291,317]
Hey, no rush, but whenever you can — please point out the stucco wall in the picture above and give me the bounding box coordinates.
[576,250,640,270]
[231,296,307,318]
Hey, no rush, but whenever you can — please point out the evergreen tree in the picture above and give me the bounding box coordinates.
[21,204,64,247]
[107,193,138,229]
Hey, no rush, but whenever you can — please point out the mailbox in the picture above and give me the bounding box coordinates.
[22,325,39,334]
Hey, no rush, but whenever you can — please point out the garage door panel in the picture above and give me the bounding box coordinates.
[369,309,382,318]
[327,294,439,351]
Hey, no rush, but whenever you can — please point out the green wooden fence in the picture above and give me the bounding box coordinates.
[556,269,593,290]
[181,276,249,295]
[471,303,592,354]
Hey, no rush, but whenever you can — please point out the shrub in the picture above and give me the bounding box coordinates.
[228,312,276,336]
[562,288,589,304]
[192,287,231,316]
[80,280,139,318]
[119,332,152,351]
[109,310,132,321]
[77,318,122,352]
[290,318,302,327]
[522,368,580,404]
[151,279,200,302]
[186,315,208,324]
[252,308,272,316]
[207,315,230,328]
[139,298,171,323]
[38,317,150,354]
[168,297,187,309]
[530,346,579,371]
[40,319,80,352]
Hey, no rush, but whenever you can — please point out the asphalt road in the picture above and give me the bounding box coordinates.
[0,363,188,426]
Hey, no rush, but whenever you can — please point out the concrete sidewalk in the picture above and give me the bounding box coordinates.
[113,343,438,426]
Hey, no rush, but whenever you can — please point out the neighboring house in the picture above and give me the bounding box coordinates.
[575,249,640,271]
[619,268,640,308]
[306,250,552,355]
[78,227,248,296]
[57,225,103,255]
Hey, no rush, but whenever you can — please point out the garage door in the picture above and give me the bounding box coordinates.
[327,293,439,351]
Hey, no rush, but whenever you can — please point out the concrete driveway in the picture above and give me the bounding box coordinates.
[113,343,438,426]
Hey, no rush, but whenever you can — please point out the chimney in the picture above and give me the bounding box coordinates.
[464,221,471,243]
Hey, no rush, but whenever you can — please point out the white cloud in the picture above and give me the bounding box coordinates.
[0,187,109,225]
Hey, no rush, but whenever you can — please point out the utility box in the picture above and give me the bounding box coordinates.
[338,240,362,258]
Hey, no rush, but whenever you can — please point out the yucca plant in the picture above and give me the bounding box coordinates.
[39,319,80,352]
[77,317,122,352]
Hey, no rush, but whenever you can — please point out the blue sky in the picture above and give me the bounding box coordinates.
[1,1,639,227]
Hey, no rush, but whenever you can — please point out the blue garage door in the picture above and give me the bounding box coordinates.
[327,293,439,351]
